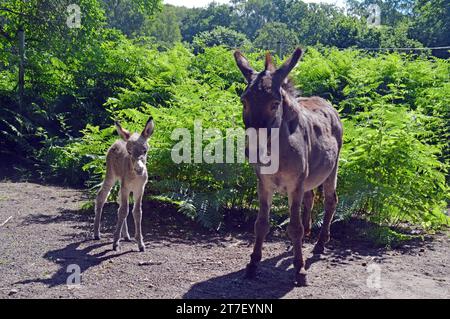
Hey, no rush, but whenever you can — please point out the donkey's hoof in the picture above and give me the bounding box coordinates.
[123,236,132,242]
[139,246,146,253]
[113,244,120,252]
[313,244,325,255]
[294,272,308,287]
[244,264,258,279]
[94,234,101,241]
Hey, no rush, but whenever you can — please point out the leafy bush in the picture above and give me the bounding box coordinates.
[50,45,449,230]
[339,104,448,228]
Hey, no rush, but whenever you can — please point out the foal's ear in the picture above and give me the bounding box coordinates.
[115,121,131,141]
[141,116,155,139]
[234,50,255,83]
[273,47,303,87]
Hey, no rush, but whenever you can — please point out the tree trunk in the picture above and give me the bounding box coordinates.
[18,27,25,111]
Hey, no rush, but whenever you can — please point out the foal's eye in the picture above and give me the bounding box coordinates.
[271,102,281,111]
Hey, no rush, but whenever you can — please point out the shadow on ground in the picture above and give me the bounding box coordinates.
[183,251,297,299]
[16,199,433,293]
[16,241,133,287]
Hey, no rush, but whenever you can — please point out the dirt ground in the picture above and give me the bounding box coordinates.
[0,181,448,299]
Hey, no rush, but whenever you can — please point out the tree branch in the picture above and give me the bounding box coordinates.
[0,24,13,41]
[0,7,30,17]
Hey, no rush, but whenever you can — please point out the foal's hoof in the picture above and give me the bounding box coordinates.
[123,236,132,242]
[244,264,258,279]
[294,272,308,287]
[113,243,120,252]
[139,246,146,253]
[94,235,101,241]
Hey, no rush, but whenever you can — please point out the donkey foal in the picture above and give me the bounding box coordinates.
[93,117,155,252]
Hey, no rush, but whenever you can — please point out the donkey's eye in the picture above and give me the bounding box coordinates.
[271,102,281,111]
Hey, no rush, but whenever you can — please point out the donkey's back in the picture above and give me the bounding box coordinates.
[297,96,343,180]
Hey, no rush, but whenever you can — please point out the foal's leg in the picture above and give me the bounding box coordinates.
[313,164,338,254]
[132,186,146,252]
[113,186,130,251]
[94,172,115,240]
[245,180,273,279]
[302,190,314,237]
[287,183,307,286]
[118,195,131,241]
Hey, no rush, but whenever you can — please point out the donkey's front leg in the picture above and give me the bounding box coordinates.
[132,186,145,252]
[113,187,130,251]
[245,180,273,279]
[288,183,307,286]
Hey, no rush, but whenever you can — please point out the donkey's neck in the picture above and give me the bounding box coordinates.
[281,91,301,123]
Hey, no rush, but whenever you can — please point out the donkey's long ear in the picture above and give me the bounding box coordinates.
[141,116,155,139]
[234,50,255,83]
[273,48,303,87]
[265,51,276,72]
[115,121,131,141]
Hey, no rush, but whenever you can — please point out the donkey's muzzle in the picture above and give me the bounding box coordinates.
[134,159,146,176]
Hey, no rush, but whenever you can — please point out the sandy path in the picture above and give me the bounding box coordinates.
[0,182,448,299]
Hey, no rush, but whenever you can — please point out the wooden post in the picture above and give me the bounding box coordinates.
[18,27,25,111]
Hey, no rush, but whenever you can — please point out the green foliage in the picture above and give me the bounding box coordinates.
[102,0,162,37]
[253,22,299,57]
[46,45,449,230]
[359,225,422,249]
[410,0,450,57]
[141,4,182,49]
[339,105,449,228]
[1,1,448,232]
[192,27,251,54]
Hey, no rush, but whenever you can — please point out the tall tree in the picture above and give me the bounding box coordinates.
[253,22,299,57]
[346,0,415,26]
[102,0,161,37]
[143,4,182,48]
[192,26,251,53]
[410,0,450,57]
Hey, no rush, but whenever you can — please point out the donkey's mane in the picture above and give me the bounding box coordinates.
[282,77,300,98]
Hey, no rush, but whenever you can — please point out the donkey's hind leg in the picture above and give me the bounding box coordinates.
[132,186,145,252]
[117,195,131,241]
[113,186,130,251]
[94,171,116,240]
[302,190,314,237]
[313,164,338,254]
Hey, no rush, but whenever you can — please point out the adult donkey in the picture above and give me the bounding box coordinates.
[234,48,343,286]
